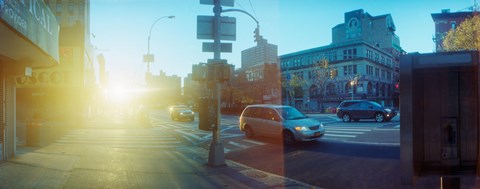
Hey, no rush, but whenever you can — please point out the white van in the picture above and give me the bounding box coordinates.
[239,104,325,145]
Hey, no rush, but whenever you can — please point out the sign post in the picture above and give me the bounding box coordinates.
[196,0,235,167]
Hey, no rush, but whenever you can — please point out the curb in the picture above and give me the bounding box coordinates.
[226,160,322,189]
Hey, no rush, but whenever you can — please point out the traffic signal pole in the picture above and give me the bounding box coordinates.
[208,0,225,167]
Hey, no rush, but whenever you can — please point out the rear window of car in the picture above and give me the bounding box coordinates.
[242,107,261,118]
[340,101,357,107]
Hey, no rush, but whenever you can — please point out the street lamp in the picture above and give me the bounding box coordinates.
[144,15,175,74]
[350,76,357,100]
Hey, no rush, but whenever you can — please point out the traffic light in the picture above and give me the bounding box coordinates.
[198,98,217,131]
[254,27,261,42]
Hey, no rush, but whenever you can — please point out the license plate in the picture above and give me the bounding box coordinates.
[314,132,321,136]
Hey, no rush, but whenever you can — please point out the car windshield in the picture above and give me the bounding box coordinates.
[276,107,306,120]
[172,105,189,110]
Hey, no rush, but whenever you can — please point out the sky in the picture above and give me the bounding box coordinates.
[90,0,474,86]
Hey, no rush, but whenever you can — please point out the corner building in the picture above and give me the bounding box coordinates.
[0,0,60,160]
[280,9,403,112]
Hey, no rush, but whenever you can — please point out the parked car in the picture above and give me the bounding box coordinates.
[169,105,195,121]
[239,104,325,145]
[336,100,397,122]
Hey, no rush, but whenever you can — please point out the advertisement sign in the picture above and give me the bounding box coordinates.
[0,0,59,62]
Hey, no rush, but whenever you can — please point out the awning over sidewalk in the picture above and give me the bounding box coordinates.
[0,0,59,67]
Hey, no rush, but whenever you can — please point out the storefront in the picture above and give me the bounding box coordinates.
[0,0,59,160]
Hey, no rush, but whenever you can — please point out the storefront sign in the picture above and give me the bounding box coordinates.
[0,0,59,61]
[16,70,72,88]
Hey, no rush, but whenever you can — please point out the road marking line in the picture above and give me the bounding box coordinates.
[228,141,250,149]
[224,147,231,153]
[326,131,364,135]
[174,130,204,140]
[324,134,356,138]
[324,128,371,131]
[243,139,266,145]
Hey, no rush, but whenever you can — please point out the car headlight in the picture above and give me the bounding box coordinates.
[320,123,324,128]
[294,126,308,131]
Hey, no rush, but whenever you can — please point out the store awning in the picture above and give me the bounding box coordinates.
[0,0,59,67]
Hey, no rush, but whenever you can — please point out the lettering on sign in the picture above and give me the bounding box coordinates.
[16,71,71,87]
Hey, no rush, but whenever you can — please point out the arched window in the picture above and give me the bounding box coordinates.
[326,83,336,95]
[367,82,373,95]
[309,85,318,97]
[294,86,303,98]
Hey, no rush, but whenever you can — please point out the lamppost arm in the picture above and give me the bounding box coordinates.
[147,15,175,54]
[221,9,259,28]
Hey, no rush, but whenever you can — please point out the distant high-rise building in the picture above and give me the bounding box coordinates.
[241,39,278,69]
[431,9,474,52]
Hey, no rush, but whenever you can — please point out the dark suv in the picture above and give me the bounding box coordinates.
[336,100,397,122]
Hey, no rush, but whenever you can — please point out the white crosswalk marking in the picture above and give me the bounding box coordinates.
[323,126,373,139]
[55,129,183,149]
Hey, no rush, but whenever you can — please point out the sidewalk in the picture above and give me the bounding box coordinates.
[0,118,318,189]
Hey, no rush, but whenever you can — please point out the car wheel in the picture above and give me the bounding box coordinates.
[244,126,254,138]
[375,113,385,122]
[283,131,296,145]
[342,113,351,122]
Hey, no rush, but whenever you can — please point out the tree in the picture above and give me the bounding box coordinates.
[443,15,480,51]
[282,74,306,106]
[312,58,337,113]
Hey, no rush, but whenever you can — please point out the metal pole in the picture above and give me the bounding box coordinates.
[146,16,174,74]
[208,0,225,167]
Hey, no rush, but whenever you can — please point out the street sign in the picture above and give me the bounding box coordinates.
[199,0,234,7]
[202,42,232,53]
[197,16,236,41]
[143,54,154,62]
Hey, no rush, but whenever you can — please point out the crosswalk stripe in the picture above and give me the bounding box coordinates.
[242,139,266,145]
[326,131,364,135]
[324,127,371,131]
[325,134,357,138]
[56,140,181,144]
[228,141,249,149]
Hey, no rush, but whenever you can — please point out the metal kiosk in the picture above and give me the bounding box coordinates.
[400,51,480,187]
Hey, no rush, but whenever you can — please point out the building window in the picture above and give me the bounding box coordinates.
[375,68,379,77]
[366,49,373,60]
[374,53,379,62]
[68,0,74,14]
[344,65,357,75]
[451,21,456,30]
[381,70,386,79]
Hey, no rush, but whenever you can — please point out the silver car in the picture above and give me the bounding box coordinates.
[239,104,325,145]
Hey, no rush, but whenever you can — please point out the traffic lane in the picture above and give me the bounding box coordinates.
[226,141,401,189]
[228,138,400,159]
[324,120,399,127]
